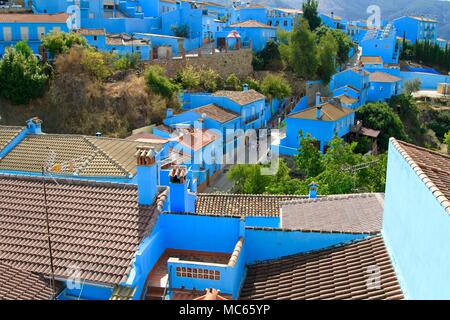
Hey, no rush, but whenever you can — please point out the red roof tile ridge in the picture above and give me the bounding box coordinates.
[390,138,450,214]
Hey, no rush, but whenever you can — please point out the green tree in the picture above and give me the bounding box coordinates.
[289,18,318,79]
[296,132,324,178]
[302,0,322,31]
[252,40,283,71]
[266,159,308,195]
[315,26,353,67]
[145,65,181,101]
[356,102,408,151]
[316,32,338,84]
[445,131,450,154]
[260,74,292,114]
[41,31,88,57]
[0,42,49,105]
[227,164,271,194]
[170,24,189,38]
[199,68,222,92]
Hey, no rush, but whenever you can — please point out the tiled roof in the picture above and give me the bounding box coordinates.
[0,174,168,286]
[240,236,404,300]
[391,139,450,213]
[229,20,276,29]
[288,103,355,121]
[177,128,220,151]
[77,28,106,36]
[0,13,69,23]
[369,72,402,83]
[192,104,240,123]
[212,89,266,106]
[0,126,24,153]
[273,8,303,14]
[0,133,161,178]
[410,16,437,23]
[336,94,358,105]
[281,193,384,234]
[0,262,55,300]
[195,194,308,217]
[360,56,383,65]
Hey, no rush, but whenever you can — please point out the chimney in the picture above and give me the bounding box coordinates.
[168,165,196,213]
[315,92,321,106]
[242,83,249,92]
[135,146,158,205]
[309,182,318,199]
[166,108,173,118]
[316,105,322,119]
[344,87,348,95]
[331,11,334,19]
[26,117,42,135]
[96,132,102,137]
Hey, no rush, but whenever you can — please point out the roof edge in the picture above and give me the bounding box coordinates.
[390,138,450,214]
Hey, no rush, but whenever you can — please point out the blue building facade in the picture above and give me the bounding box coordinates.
[393,16,438,44]
[361,24,400,65]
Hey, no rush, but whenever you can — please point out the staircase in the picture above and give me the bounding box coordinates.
[118,0,144,18]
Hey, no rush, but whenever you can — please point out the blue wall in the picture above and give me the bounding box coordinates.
[245,228,367,264]
[383,139,450,299]
[400,72,449,90]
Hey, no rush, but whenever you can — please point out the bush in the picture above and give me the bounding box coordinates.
[41,31,88,57]
[0,42,49,105]
[225,74,241,91]
[113,52,141,71]
[81,49,112,80]
[145,65,181,101]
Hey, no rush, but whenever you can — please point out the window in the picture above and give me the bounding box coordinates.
[52,27,61,33]
[2,27,11,41]
[93,35,97,41]
[37,26,45,40]
[283,20,288,26]
[20,26,29,41]
[89,12,95,19]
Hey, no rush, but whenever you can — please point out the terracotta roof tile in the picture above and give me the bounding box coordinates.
[192,104,240,123]
[0,174,168,286]
[195,194,308,217]
[0,126,24,153]
[369,72,402,83]
[0,262,55,300]
[391,139,450,213]
[281,193,384,234]
[212,89,265,106]
[229,20,276,29]
[360,56,383,65]
[288,102,355,121]
[240,236,404,300]
[0,133,161,178]
[0,13,69,23]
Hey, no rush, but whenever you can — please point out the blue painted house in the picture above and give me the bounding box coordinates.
[393,16,438,44]
[279,93,356,154]
[0,13,70,55]
[266,7,302,31]
[330,67,370,107]
[361,24,400,65]
[222,20,276,52]
[320,12,346,30]
[383,138,450,299]
[368,71,402,102]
